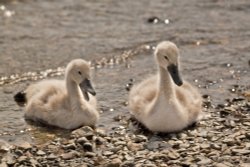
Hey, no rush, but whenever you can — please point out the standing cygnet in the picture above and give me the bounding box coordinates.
[128,41,202,133]
[14,59,99,129]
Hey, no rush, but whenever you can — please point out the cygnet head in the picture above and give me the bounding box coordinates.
[66,59,96,101]
[154,41,183,86]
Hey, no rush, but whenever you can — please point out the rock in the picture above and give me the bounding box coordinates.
[211,143,221,150]
[106,158,122,167]
[96,129,107,137]
[76,137,88,145]
[15,149,23,156]
[103,151,114,156]
[149,153,168,161]
[29,158,39,166]
[83,142,94,152]
[127,142,144,151]
[197,158,212,165]
[3,153,15,165]
[36,150,46,156]
[0,162,8,167]
[15,141,32,150]
[85,152,96,158]
[146,141,161,150]
[167,151,180,160]
[222,138,235,146]
[17,156,27,162]
[94,137,105,145]
[134,135,148,143]
[63,143,76,150]
[114,141,127,146]
[232,149,250,155]
[61,151,79,160]
[120,161,135,167]
[47,153,58,160]
[215,163,230,167]
[71,126,94,138]
[0,139,12,152]
[200,143,210,149]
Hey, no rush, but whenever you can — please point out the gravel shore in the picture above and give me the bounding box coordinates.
[1,88,249,167]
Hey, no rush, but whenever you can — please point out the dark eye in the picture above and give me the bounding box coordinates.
[164,56,169,60]
[78,71,82,75]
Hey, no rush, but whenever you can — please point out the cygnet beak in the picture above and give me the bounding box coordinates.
[79,79,96,101]
[167,64,183,86]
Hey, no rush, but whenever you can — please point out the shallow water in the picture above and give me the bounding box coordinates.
[0,0,249,144]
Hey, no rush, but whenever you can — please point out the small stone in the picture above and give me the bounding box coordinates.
[134,135,148,143]
[29,158,39,166]
[36,150,46,156]
[94,137,105,145]
[63,143,76,150]
[61,151,79,160]
[77,137,88,145]
[223,138,235,146]
[200,143,210,149]
[232,149,250,155]
[83,142,93,152]
[15,141,32,150]
[17,156,27,162]
[167,151,180,160]
[197,158,212,165]
[0,140,12,152]
[71,126,94,138]
[127,141,144,151]
[47,154,58,160]
[96,129,107,137]
[0,162,7,167]
[106,158,122,167]
[103,151,114,156]
[85,152,96,158]
[4,153,15,165]
[121,161,135,167]
[215,163,231,167]
[147,141,161,150]
[211,143,221,150]
[114,141,127,146]
[14,149,23,156]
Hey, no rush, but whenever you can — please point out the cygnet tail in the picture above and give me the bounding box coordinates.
[14,91,27,107]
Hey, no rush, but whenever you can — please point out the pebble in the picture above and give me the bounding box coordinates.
[16,142,32,150]
[47,153,58,160]
[103,151,114,156]
[36,150,46,156]
[211,143,221,150]
[232,149,250,155]
[61,151,78,160]
[85,152,96,158]
[127,142,144,151]
[134,135,148,143]
[83,142,94,152]
[107,158,122,167]
[197,158,212,165]
[167,151,180,160]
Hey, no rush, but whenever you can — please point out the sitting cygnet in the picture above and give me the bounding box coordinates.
[14,59,99,129]
[128,41,202,133]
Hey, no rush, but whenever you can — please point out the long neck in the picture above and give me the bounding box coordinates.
[158,66,175,99]
[66,74,86,108]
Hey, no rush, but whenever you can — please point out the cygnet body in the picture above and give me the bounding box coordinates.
[129,41,202,132]
[14,59,99,129]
